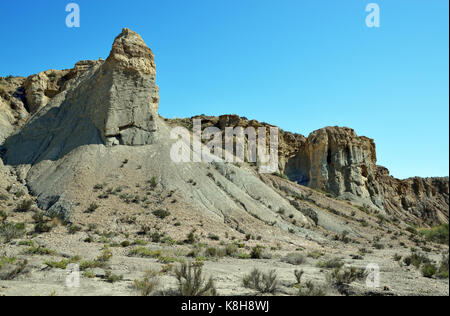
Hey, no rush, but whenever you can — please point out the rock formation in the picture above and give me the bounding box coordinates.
[285,126,384,208]
[4,28,160,165]
[0,28,447,227]
[283,126,448,225]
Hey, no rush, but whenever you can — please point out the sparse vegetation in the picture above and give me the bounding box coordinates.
[134,270,160,296]
[326,266,366,294]
[14,199,33,213]
[0,221,26,242]
[316,258,344,269]
[421,263,438,278]
[84,203,99,214]
[250,246,263,259]
[403,251,431,269]
[294,270,326,296]
[419,224,449,245]
[242,268,278,294]
[281,253,306,265]
[175,262,217,296]
[152,209,170,219]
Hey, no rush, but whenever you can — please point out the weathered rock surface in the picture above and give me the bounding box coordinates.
[285,126,383,207]
[23,60,101,114]
[3,28,159,165]
[377,167,449,225]
[284,126,449,225]
[0,76,28,143]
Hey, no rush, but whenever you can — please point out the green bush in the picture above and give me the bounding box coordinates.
[14,199,33,213]
[438,254,449,279]
[421,263,438,278]
[134,270,160,296]
[250,246,263,259]
[0,210,7,222]
[420,224,449,245]
[84,203,99,214]
[294,270,326,296]
[403,252,430,269]
[0,222,26,242]
[242,268,278,294]
[152,209,171,219]
[175,262,217,296]
[316,258,344,269]
[282,253,306,265]
[23,246,56,256]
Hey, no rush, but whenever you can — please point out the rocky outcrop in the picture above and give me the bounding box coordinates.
[376,167,449,225]
[23,60,101,114]
[284,127,384,208]
[284,126,449,225]
[0,76,28,143]
[4,28,160,165]
[98,28,159,145]
[166,114,306,169]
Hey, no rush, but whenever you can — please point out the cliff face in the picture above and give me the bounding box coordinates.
[284,126,448,225]
[284,126,383,206]
[376,166,449,225]
[3,28,160,165]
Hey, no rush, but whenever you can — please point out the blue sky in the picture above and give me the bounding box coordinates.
[0,0,448,179]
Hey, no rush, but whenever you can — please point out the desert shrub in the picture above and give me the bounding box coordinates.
[84,203,99,214]
[175,262,217,296]
[0,210,7,222]
[14,199,33,213]
[225,244,238,257]
[148,177,158,189]
[121,240,131,247]
[420,224,449,245]
[93,184,104,191]
[393,254,402,262]
[45,256,81,270]
[282,253,306,265]
[403,252,430,269]
[23,246,56,256]
[104,271,123,283]
[340,231,351,244]
[326,266,366,294]
[307,250,323,259]
[97,246,113,263]
[208,233,220,241]
[295,270,326,297]
[438,254,449,279]
[68,225,82,235]
[242,268,278,294]
[33,212,52,233]
[0,257,28,280]
[421,263,438,278]
[134,270,160,296]
[0,222,26,242]
[128,247,161,258]
[78,247,113,270]
[185,229,197,244]
[406,226,418,235]
[152,209,170,219]
[150,231,163,243]
[297,281,326,296]
[250,246,263,259]
[294,269,304,284]
[316,258,344,269]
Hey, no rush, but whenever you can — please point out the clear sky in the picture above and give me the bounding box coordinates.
[0,0,448,179]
